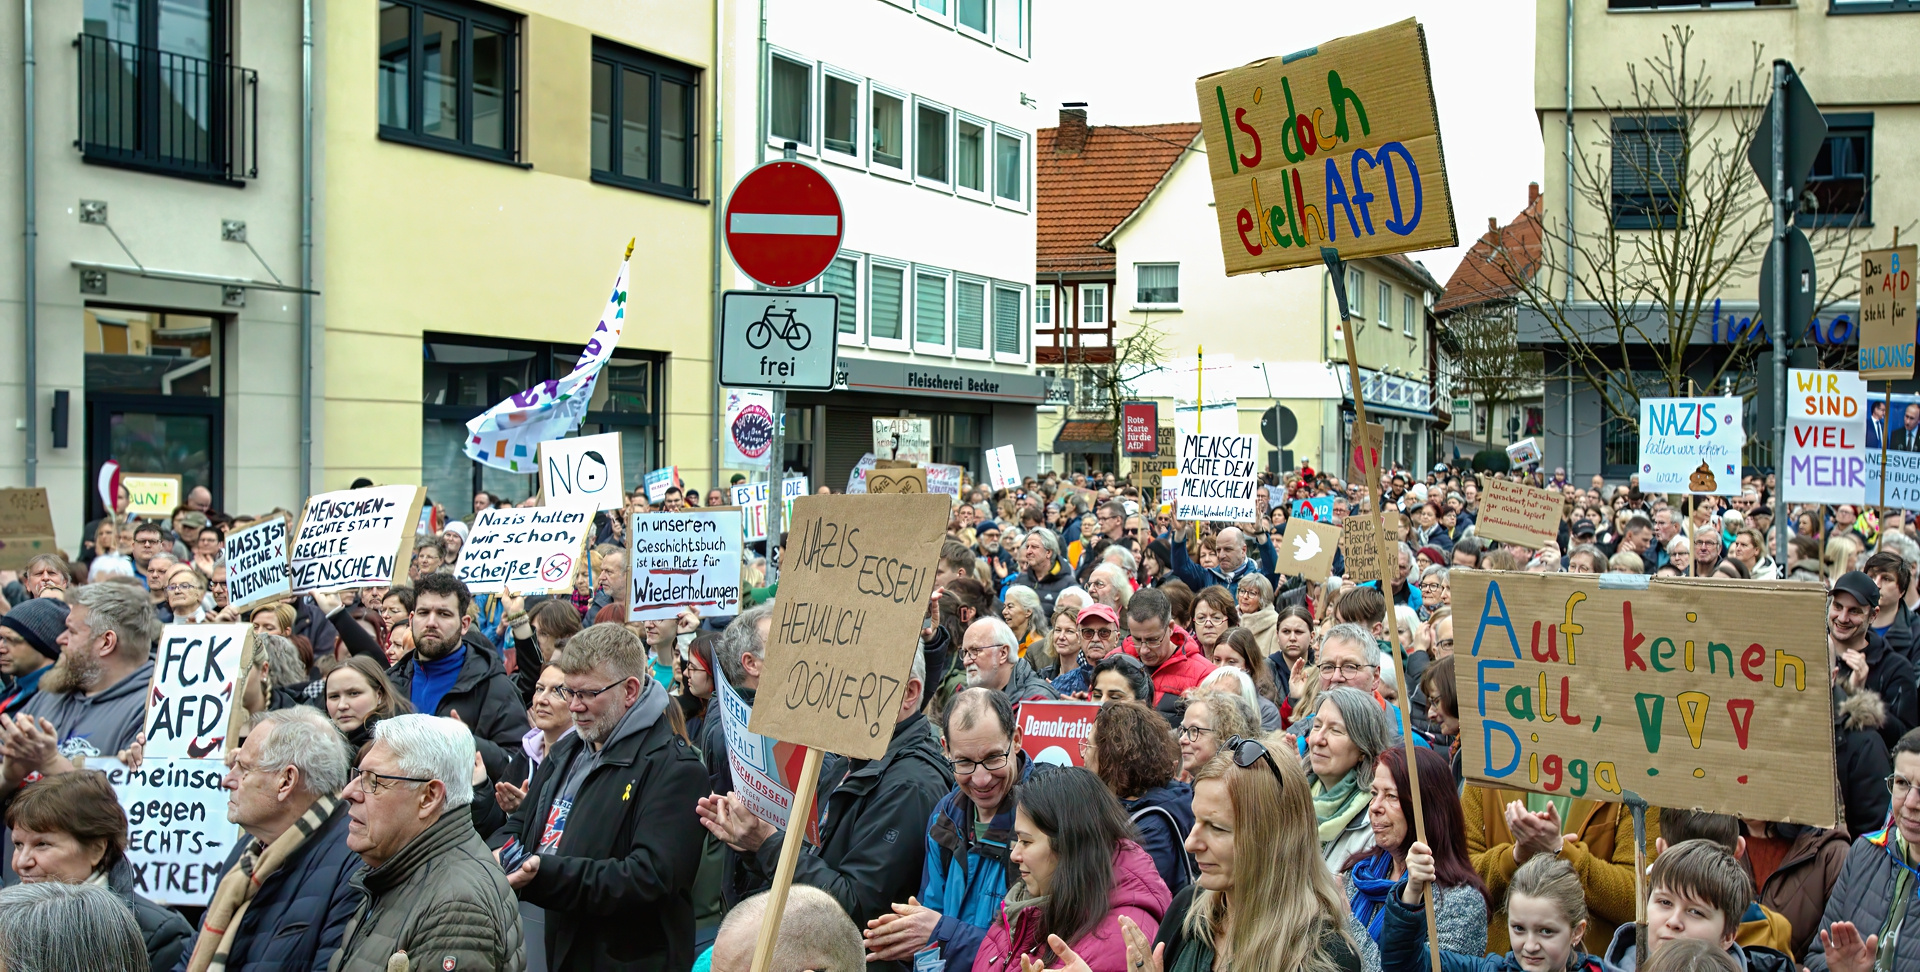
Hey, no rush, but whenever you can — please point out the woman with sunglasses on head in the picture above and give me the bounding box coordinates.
[1177,688,1257,784]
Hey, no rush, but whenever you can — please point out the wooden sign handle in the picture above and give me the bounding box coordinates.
[748,746,826,972]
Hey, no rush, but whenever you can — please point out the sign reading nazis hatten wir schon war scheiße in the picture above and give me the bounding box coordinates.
[1452,569,1838,826]
[453,506,594,595]
[629,510,744,622]
[289,485,427,592]
[749,494,949,760]
[223,517,290,610]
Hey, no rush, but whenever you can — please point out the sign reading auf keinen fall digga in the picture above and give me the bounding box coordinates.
[1452,570,1837,827]
[1194,18,1457,275]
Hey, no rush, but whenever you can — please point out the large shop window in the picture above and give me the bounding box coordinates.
[423,336,664,509]
[84,305,222,519]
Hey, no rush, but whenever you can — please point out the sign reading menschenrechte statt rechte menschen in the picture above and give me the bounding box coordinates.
[289,485,426,592]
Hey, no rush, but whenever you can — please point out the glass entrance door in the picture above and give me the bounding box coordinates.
[84,305,223,520]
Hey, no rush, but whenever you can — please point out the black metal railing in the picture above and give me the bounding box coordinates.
[77,33,258,183]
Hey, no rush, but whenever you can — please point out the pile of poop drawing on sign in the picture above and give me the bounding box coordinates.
[1688,462,1717,493]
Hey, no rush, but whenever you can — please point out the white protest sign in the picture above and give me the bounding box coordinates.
[1784,370,1867,505]
[539,432,624,512]
[145,624,253,760]
[732,477,809,542]
[290,485,427,592]
[846,453,876,494]
[223,517,289,610]
[1637,397,1743,496]
[1506,437,1541,468]
[630,510,744,621]
[92,757,234,906]
[873,419,932,464]
[724,389,779,468]
[1175,433,1258,521]
[453,506,593,594]
[985,445,1021,491]
[717,671,821,844]
[926,463,964,497]
[644,466,681,503]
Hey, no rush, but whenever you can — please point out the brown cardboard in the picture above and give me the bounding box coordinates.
[864,467,929,494]
[749,494,950,759]
[1279,515,1342,582]
[1347,422,1385,486]
[1193,18,1457,276]
[1474,477,1564,549]
[1452,570,1838,827]
[1860,245,1918,381]
[0,488,59,571]
[1339,510,1401,584]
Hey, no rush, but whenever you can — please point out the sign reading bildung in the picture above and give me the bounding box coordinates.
[289,485,427,592]
[1784,369,1867,505]
[750,494,949,759]
[629,511,744,622]
[145,624,253,761]
[1638,397,1743,496]
[733,478,809,543]
[1475,477,1563,549]
[1176,433,1258,522]
[1859,245,1917,380]
[539,432,624,512]
[1453,570,1837,826]
[224,517,290,610]
[453,506,593,594]
[92,757,233,906]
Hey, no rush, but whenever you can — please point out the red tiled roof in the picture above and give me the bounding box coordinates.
[1037,122,1202,275]
[1435,187,1544,314]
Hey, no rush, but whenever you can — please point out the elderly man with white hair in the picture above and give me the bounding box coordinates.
[1084,562,1133,612]
[331,714,525,972]
[960,617,1060,704]
[1166,523,1277,599]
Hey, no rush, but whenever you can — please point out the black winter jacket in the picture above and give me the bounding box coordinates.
[1837,689,1894,840]
[384,634,530,781]
[170,801,362,972]
[107,859,194,972]
[1854,631,1917,750]
[493,703,709,972]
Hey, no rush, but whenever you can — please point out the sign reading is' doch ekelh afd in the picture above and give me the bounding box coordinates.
[1194,18,1457,275]
[1453,570,1837,827]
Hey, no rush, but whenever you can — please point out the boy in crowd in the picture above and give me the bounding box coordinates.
[1604,839,1793,972]
[1648,810,1796,956]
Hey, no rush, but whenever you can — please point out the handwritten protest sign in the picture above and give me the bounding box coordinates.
[873,419,932,464]
[1339,510,1400,583]
[1176,433,1258,522]
[846,453,877,494]
[1348,421,1385,486]
[540,432,623,512]
[985,446,1021,491]
[289,485,427,592]
[145,624,253,760]
[926,463,964,498]
[1475,477,1563,549]
[1638,397,1742,497]
[1784,369,1866,505]
[1280,516,1341,582]
[750,494,948,759]
[0,487,59,571]
[717,671,822,844]
[1452,570,1836,825]
[864,466,928,495]
[92,757,234,906]
[1194,18,1456,275]
[453,506,592,594]
[1019,701,1101,767]
[733,478,809,543]
[630,510,743,621]
[1859,245,1917,380]
[124,474,182,517]
[644,466,682,504]
[223,517,289,610]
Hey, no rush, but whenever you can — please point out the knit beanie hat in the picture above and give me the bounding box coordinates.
[0,597,71,659]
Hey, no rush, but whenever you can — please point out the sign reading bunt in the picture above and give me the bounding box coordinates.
[1783,369,1866,505]
[223,517,290,610]
[1474,477,1563,549]
[124,474,182,517]
[289,485,427,592]
[1194,18,1457,275]
[0,487,59,571]
[1122,403,1160,456]
[1859,245,1917,380]
[1018,700,1102,767]
[92,758,232,906]
[145,624,253,761]
[733,478,810,543]
[1452,570,1837,826]
[749,494,949,760]
[1176,433,1258,522]
[629,510,743,622]
[453,506,593,595]
[1637,397,1743,497]
[1339,511,1400,584]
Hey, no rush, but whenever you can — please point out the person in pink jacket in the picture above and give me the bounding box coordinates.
[972,766,1172,972]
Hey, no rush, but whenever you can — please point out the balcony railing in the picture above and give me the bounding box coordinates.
[77,33,258,184]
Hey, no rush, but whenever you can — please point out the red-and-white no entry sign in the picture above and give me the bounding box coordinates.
[724,160,845,289]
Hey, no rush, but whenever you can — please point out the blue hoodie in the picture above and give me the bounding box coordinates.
[917,758,1031,972]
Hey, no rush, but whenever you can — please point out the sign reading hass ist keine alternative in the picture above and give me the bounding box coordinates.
[1194,18,1457,275]
[1452,570,1837,826]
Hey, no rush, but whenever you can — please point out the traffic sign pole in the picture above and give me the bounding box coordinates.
[1769,60,1789,569]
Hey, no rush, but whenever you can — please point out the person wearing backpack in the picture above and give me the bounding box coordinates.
[1084,699,1196,895]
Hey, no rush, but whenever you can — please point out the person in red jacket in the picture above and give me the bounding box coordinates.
[1120,588,1215,725]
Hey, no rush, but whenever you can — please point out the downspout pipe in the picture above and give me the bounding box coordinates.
[299,0,315,496]
[23,0,37,487]
[709,0,724,485]
[757,0,767,167]
[1563,0,1575,475]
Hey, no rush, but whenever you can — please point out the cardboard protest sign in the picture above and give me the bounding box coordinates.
[124,474,182,517]
[1019,701,1101,767]
[1638,397,1743,496]
[733,478,809,542]
[1859,245,1917,380]
[629,510,744,621]
[223,517,290,609]
[750,493,949,759]
[724,389,779,468]
[289,485,427,592]
[873,418,932,464]
[1194,18,1457,276]
[1506,437,1542,468]
[644,466,682,503]
[1292,496,1335,523]
[717,671,822,844]
[926,463,964,497]
[864,466,929,495]
[1339,510,1400,583]
[1348,422,1385,486]
[0,487,59,571]
[453,506,592,594]
[1474,477,1563,549]
[539,432,624,512]
[92,757,233,906]
[1452,570,1837,826]
[846,453,877,494]
[145,624,253,760]
[1280,516,1342,582]
[1784,369,1866,505]
[985,445,1021,491]
[1176,433,1258,522]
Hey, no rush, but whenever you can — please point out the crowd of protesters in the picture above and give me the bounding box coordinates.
[0,459,1916,972]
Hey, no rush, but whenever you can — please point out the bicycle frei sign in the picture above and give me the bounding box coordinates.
[719,291,841,391]
[724,159,845,289]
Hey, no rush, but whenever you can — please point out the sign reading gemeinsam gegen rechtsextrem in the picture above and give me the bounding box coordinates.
[1452,570,1838,827]
[748,494,950,760]
[1193,18,1457,276]
[289,485,428,593]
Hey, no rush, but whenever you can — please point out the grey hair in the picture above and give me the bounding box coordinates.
[73,582,161,659]
[1421,565,1450,585]
[250,706,351,797]
[1237,572,1272,604]
[371,714,475,809]
[0,881,149,972]
[1001,585,1048,635]
[1101,545,1137,572]
[1054,586,1091,617]
[717,602,775,688]
[1090,563,1132,602]
[1202,667,1262,726]
[909,644,925,686]
[1397,541,1415,564]
[1023,529,1062,561]
[1315,686,1394,770]
[1323,622,1382,667]
[719,885,864,972]
[253,633,307,689]
[970,617,1019,659]
[1882,531,1920,569]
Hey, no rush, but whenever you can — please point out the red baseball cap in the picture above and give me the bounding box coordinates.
[1077,603,1118,625]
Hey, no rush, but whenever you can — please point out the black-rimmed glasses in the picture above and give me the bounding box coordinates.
[1224,735,1285,789]
[554,679,626,703]
[354,768,434,794]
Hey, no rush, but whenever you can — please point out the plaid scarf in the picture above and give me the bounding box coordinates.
[187,795,341,972]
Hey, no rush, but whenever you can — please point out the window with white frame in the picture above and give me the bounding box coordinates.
[1377,283,1391,327]
[1136,263,1179,305]
[871,86,905,172]
[1348,269,1364,317]
[916,101,951,185]
[915,270,950,349]
[956,278,987,353]
[1034,286,1052,326]
[1403,294,1415,337]
[994,284,1024,360]
[870,262,906,342]
[768,53,810,148]
[918,0,949,21]
[1081,284,1107,325]
[956,0,989,36]
[994,0,1027,55]
[821,71,860,159]
[956,116,987,197]
[821,255,859,337]
[994,127,1026,205]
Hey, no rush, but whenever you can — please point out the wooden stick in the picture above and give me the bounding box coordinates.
[748,746,826,972]
[1625,790,1651,968]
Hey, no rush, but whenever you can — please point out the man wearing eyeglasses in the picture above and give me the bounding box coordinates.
[1050,604,1121,698]
[959,618,1058,704]
[491,623,706,971]
[1287,623,1427,753]
[1121,588,1215,724]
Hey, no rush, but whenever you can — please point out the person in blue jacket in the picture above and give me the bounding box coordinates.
[1382,843,1621,972]
[1167,525,1278,600]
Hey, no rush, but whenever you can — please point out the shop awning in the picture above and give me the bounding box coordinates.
[1053,420,1115,454]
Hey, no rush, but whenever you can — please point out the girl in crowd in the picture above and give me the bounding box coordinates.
[1190,587,1240,660]
[1085,700,1193,895]
[1308,687,1394,870]
[1178,688,1257,783]
[1275,604,1317,724]
[978,766,1172,972]
[1382,849,1610,972]
[680,632,717,741]
[323,654,413,763]
[1211,628,1283,730]
[1342,747,1487,956]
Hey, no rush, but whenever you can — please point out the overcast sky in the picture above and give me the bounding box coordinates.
[1027,0,1544,283]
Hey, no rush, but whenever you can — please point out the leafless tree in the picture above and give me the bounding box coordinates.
[1439,303,1545,451]
[1061,314,1171,462]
